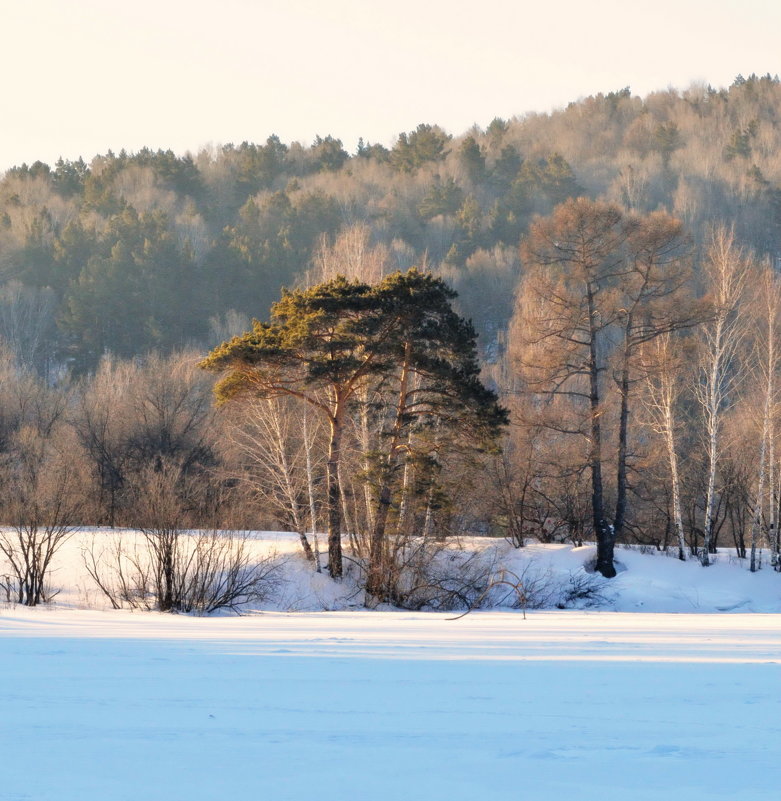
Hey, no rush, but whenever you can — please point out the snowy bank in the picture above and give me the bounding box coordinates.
[3,528,780,615]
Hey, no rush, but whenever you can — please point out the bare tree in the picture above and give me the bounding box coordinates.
[696,227,751,565]
[126,351,216,472]
[639,333,693,559]
[748,263,781,570]
[0,426,83,605]
[512,200,703,573]
[72,356,136,526]
[611,211,699,545]
[228,396,324,568]
[83,461,281,613]
[0,281,57,376]
[307,223,391,285]
[516,198,627,577]
[73,352,218,527]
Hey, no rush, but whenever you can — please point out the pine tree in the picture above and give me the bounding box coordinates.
[200,276,392,578]
[202,270,506,586]
[364,269,507,599]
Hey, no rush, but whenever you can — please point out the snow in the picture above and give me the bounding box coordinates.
[500,542,781,614]
[42,529,781,614]
[1,531,780,800]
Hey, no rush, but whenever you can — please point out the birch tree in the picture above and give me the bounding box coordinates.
[308,223,390,285]
[640,333,691,559]
[230,396,324,568]
[749,263,781,571]
[696,227,750,565]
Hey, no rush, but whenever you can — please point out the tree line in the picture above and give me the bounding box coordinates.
[1,75,781,373]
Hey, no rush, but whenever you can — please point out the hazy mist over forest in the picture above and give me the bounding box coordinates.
[2,74,780,372]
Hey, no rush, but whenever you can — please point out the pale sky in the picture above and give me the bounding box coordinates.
[2,0,779,171]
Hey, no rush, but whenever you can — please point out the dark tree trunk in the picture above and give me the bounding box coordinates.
[588,285,616,578]
[614,347,631,544]
[161,548,174,611]
[366,485,392,598]
[326,408,344,578]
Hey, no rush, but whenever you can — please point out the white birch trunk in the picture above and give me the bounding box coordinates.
[770,434,779,569]
[751,413,768,572]
[642,334,687,560]
[697,228,749,566]
[702,354,721,566]
[337,461,356,552]
[664,402,687,561]
[422,485,435,540]
[302,413,321,573]
[396,451,412,538]
[751,264,780,571]
[359,388,375,533]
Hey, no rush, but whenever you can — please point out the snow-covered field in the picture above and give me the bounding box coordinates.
[1,532,780,800]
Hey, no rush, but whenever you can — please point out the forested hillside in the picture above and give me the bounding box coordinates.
[3,75,781,604]
[2,74,780,372]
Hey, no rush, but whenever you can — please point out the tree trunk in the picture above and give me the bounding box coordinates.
[702,374,719,566]
[698,231,748,565]
[614,348,630,544]
[701,315,726,567]
[751,370,773,572]
[587,285,615,578]
[647,338,687,561]
[303,414,322,573]
[366,484,392,598]
[337,461,355,551]
[769,426,778,569]
[395,449,413,538]
[367,340,412,599]
[359,388,376,533]
[423,483,436,540]
[665,411,686,561]
[326,407,344,578]
[275,407,315,568]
